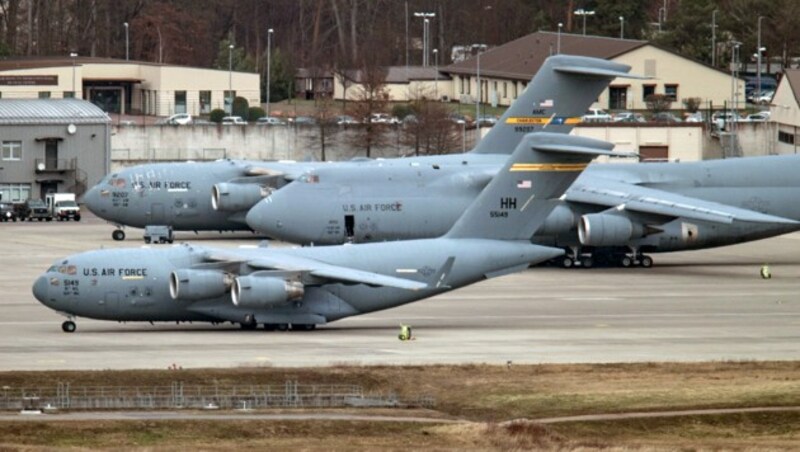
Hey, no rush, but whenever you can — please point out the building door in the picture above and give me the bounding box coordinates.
[609,86,628,110]
[45,140,58,170]
[639,145,669,162]
[40,182,58,198]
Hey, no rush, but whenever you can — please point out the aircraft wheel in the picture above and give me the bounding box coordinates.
[640,255,654,268]
[263,323,278,331]
[112,230,125,241]
[240,314,257,330]
[61,320,76,333]
[581,257,594,268]
[561,257,574,268]
[144,237,151,244]
[621,256,633,268]
[276,323,289,331]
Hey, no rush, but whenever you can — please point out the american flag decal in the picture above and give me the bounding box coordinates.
[517,180,532,189]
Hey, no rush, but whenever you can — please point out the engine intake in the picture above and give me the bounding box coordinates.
[578,213,645,247]
[170,269,232,301]
[212,182,269,212]
[232,276,304,309]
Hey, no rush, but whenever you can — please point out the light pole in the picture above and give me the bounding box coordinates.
[266,28,274,117]
[658,7,665,32]
[619,16,624,39]
[228,43,234,114]
[557,22,563,53]
[70,52,77,95]
[414,12,435,66]
[711,10,718,67]
[156,26,163,63]
[433,48,439,101]
[124,22,129,60]
[458,120,466,151]
[574,9,595,36]
[757,16,765,103]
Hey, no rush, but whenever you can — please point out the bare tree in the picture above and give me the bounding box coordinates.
[310,93,339,161]
[403,88,462,156]
[345,63,390,158]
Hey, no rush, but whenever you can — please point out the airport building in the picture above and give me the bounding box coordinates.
[333,66,452,102]
[0,99,110,202]
[0,56,259,117]
[444,32,743,111]
[769,69,800,154]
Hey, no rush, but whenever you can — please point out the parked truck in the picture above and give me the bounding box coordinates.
[45,193,81,221]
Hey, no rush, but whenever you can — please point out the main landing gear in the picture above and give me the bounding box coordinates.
[620,249,654,268]
[112,229,126,241]
[557,247,654,269]
[62,320,76,333]
[560,247,594,269]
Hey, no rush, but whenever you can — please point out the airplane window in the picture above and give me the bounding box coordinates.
[49,277,60,286]
[47,265,57,273]
[66,265,76,275]
[112,178,127,188]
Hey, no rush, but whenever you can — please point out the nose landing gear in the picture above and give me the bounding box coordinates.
[61,320,76,333]
[112,229,126,241]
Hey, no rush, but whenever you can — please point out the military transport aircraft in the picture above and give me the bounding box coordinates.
[33,132,615,333]
[247,151,800,268]
[83,54,638,241]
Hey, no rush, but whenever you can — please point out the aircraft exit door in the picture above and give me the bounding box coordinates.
[345,215,354,240]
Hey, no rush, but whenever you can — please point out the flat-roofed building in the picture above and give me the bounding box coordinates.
[0,57,259,117]
[0,99,110,201]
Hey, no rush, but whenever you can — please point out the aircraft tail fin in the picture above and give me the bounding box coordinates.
[471,54,645,155]
[447,132,615,240]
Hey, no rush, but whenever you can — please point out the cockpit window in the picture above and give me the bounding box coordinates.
[299,173,320,184]
[111,178,127,188]
[53,265,77,275]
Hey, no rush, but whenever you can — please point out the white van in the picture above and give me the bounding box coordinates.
[45,193,81,221]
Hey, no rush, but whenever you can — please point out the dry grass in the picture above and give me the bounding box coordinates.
[1,362,799,449]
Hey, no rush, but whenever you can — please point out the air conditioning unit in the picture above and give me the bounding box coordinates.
[440,95,450,102]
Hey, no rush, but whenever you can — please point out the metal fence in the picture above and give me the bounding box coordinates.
[0,381,434,411]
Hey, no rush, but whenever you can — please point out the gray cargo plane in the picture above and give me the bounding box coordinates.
[247,152,800,268]
[33,133,615,332]
[83,55,637,241]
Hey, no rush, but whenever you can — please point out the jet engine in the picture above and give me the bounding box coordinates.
[578,213,645,247]
[537,204,578,235]
[211,183,270,212]
[170,269,233,301]
[231,275,305,308]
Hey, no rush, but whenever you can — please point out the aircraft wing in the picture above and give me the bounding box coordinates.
[204,250,428,291]
[567,178,799,225]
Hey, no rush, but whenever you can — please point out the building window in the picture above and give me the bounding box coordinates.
[466,78,470,95]
[200,90,211,114]
[643,84,656,102]
[38,91,51,99]
[512,83,517,99]
[778,130,795,145]
[503,82,507,98]
[0,183,32,202]
[224,90,235,112]
[664,84,678,101]
[174,91,187,114]
[1,141,21,161]
[63,91,75,98]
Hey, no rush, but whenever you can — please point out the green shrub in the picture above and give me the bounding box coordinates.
[391,103,415,119]
[248,106,266,122]
[232,96,250,118]
[209,108,227,123]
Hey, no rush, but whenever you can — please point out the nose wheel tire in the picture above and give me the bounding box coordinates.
[112,230,126,241]
[61,321,76,333]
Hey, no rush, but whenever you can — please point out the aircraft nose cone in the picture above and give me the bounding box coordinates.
[83,184,102,216]
[32,275,49,304]
[245,201,271,234]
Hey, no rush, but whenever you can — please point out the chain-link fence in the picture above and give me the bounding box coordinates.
[0,381,434,411]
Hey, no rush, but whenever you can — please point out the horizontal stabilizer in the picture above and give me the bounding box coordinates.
[555,65,650,80]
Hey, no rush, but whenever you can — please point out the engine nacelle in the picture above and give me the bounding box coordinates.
[536,204,578,236]
[170,269,232,301]
[231,276,304,309]
[211,182,269,212]
[578,213,645,247]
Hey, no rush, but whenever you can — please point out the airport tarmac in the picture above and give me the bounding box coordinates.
[1,213,800,370]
